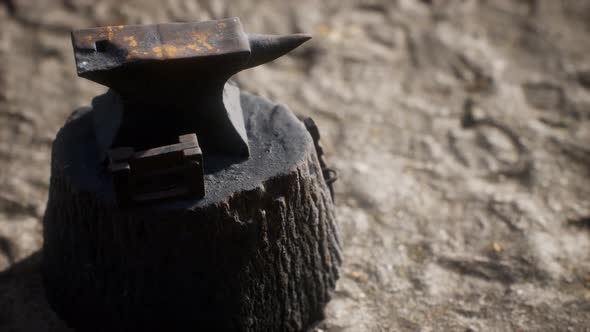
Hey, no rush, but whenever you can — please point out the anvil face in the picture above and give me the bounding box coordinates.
[72,17,251,89]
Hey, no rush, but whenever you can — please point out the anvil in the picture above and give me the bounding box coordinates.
[72,17,311,157]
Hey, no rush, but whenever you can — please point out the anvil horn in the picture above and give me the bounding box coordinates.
[245,33,312,70]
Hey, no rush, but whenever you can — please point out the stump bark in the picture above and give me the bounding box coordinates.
[42,92,342,331]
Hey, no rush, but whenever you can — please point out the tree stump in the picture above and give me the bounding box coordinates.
[42,92,342,331]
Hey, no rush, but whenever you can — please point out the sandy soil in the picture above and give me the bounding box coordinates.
[0,0,589,331]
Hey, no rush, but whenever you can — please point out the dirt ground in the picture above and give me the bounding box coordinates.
[1,0,589,331]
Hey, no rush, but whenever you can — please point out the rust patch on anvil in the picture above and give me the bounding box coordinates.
[71,17,250,76]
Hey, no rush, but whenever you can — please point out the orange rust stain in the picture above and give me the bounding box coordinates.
[192,32,215,51]
[163,45,178,57]
[217,22,227,29]
[84,35,93,43]
[185,43,200,52]
[126,49,140,59]
[106,26,114,41]
[152,46,163,58]
[124,36,138,47]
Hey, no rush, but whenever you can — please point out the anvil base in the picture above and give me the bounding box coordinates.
[42,92,341,331]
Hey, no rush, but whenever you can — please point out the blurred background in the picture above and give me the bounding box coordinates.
[0,0,589,331]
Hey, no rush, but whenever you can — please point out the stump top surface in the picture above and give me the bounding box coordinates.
[56,91,313,210]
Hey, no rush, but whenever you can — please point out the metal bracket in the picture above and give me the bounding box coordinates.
[303,117,337,201]
[108,134,204,207]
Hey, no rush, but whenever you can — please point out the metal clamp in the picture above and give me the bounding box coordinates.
[303,117,338,201]
[108,134,205,207]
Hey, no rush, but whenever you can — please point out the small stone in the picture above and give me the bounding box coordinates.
[491,242,504,253]
[347,270,370,283]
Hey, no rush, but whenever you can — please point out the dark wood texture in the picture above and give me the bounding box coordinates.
[42,92,341,331]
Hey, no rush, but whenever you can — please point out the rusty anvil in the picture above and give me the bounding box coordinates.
[72,17,310,156]
[71,18,310,205]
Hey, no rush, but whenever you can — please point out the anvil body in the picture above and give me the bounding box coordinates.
[72,17,310,158]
